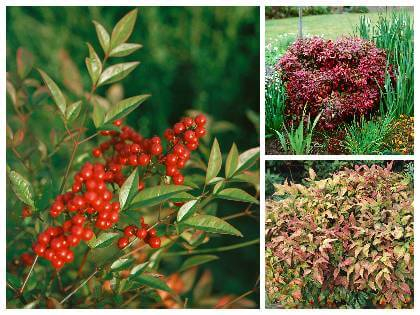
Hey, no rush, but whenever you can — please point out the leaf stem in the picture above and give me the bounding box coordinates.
[162,238,259,257]
[17,255,38,297]
[59,268,99,304]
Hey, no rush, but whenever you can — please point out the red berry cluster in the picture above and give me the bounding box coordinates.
[31,114,206,269]
[162,114,207,184]
[32,218,94,269]
[92,114,206,187]
[118,217,161,250]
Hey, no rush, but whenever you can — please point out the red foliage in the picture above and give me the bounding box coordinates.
[277,37,387,129]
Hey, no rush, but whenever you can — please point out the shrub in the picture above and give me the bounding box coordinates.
[266,163,414,308]
[265,6,331,19]
[276,37,387,129]
[387,115,414,154]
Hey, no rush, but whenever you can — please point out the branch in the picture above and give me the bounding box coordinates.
[17,255,38,297]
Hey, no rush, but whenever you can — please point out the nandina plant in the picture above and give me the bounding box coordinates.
[277,37,388,129]
[6,9,259,308]
[266,163,413,309]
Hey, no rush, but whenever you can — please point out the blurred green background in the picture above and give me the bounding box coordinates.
[6,6,260,152]
[6,6,260,307]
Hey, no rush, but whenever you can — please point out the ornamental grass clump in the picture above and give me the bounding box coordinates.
[266,164,413,308]
[276,37,387,129]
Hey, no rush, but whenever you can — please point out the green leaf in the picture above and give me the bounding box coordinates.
[104,94,149,124]
[130,262,149,277]
[182,214,242,237]
[7,166,35,208]
[111,258,133,271]
[17,48,34,79]
[85,43,102,85]
[133,275,172,292]
[38,69,66,115]
[233,147,259,175]
[225,143,238,178]
[216,188,259,204]
[65,100,82,122]
[177,199,199,222]
[205,138,222,184]
[110,9,138,49]
[131,185,192,208]
[109,43,142,57]
[179,255,218,272]
[92,103,106,128]
[87,232,119,249]
[97,62,139,86]
[119,168,139,210]
[93,20,110,53]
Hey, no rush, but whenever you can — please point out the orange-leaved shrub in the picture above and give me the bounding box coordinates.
[266,163,413,308]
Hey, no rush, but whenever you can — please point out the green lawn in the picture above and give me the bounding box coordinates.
[266,10,414,44]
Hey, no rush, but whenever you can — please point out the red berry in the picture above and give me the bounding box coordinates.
[164,128,175,141]
[50,238,64,251]
[173,144,185,156]
[22,206,32,218]
[95,219,107,230]
[138,181,145,191]
[73,195,86,209]
[92,148,102,158]
[44,249,55,261]
[71,225,84,237]
[138,153,150,166]
[82,228,94,241]
[38,232,50,245]
[128,154,138,166]
[182,117,194,128]
[173,122,185,134]
[62,220,73,232]
[130,143,141,154]
[102,190,112,201]
[186,141,198,151]
[124,225,137,237]
[148,237,161,249]
[33,243,46,256]
[172,173,184,185]
[64,250,74,263]
[150,143,162,156]
[166,165,177,176]
[52,258,64,269]
[117,236,130,249]
[113,119,122,127]
[195,126,206,138]
[110,211,119,223]
[184,130,196,142]
[166,153,178,166]
[85,179,97,191]
[20,253,34,266]
[136,228,148,239]
[72,214,85,226]
[67,234,80,247]
[111,202,120,212]
[148,228,157,237]
[195,114,207,126]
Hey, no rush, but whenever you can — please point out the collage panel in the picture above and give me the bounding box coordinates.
[265,160,414,308]
[265,6,414,155]
[6,6,260,308]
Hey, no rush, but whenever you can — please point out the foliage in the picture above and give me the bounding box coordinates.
[266,163,414,308]
[6,7,259,151]
[6,9,259,308]
[277,37,387,130]
[265,34,297,67]
[265,6,331,19]
[265,72,286,138]
[275,108,321,155]
[357,11,413,118]
[343,115,393,155]
[387,115,414,155]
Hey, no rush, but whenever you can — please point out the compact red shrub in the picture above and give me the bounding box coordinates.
[276,37,387,129]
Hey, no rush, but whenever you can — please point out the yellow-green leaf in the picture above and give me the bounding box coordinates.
[205,138,222,184]
[38,69,67,115]
[179,255,218,272]
[225,143,238,178]
[110,9,138,49]
[182,214,242,237]
[97,62,139,86]
[85,43,102,85]
[93,20,110,54]
[109,43,142,57]
[104,94,149,124]
[216,188,259,204]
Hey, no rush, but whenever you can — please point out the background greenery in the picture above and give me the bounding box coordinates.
[6,6,260,307]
